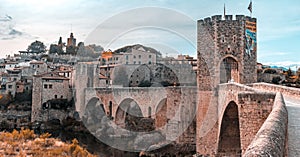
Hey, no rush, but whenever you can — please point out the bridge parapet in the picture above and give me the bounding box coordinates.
[251,82,300,99]
[243,93,288,157]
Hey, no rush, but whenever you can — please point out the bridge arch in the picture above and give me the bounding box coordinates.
[219,55,239,84]
[115,98,143,130]
[83,97,106,126]
[217,101,241,156]
[155,98,168,128]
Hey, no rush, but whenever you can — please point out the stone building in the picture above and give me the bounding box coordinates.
[29,61,48,75]
[0,64,5,73]
[5,61,18,70]
[197,15,257,156]
[31,72,72,122]
[100,46,160,66]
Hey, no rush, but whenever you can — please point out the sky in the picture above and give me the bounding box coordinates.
[0,0,300,66]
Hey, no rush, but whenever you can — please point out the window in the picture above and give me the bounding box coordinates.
[8,85,12,89]
[44,84,48,89]
[49,84,53,89]
[149,55,152,58]
[126,62,129,65]
[126,55,128,60]
[116,57,118,61]
[133,61,136,64]
[221,35,225,43]
[55,95,57,99]
[17,86,19,89]
[138,61,141,64]
[149,61,152,64]
[139,55,141,59]
[61,95,63,98]
[37,65,40,68]
[133,55,136,59]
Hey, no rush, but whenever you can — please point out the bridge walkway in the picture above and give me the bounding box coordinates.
[284,96,300,157]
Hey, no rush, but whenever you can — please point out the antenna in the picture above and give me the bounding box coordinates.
[71,24,73,33]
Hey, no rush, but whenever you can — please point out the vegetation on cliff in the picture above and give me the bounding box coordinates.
[0,128,95,157]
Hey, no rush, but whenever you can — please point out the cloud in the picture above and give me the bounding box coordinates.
[0,14,35,40]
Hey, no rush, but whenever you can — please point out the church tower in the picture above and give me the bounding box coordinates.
[67,32,76,47]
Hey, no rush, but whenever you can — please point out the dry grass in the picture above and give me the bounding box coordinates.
[0,128,96,157]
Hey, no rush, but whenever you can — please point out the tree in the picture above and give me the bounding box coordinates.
[49,44,64,54]
[27,40,46,54]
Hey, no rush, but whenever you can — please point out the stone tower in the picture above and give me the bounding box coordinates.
[67,32,76,47]
[196,15,257,155]
[197,15,257,88]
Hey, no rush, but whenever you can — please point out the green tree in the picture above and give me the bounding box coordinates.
[27,40,46,54]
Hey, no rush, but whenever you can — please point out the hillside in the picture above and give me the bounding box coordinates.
[0,129,96,157]
[113,44,161,55]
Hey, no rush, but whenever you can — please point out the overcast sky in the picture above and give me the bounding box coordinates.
[0,0,300,65]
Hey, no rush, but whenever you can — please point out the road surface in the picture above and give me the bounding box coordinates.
[284,96,300,157]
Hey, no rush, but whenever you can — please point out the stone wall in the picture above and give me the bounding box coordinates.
[243,93,288,157]
[237,92,275,154]
[74,62,99,117]
[251,82,300,99]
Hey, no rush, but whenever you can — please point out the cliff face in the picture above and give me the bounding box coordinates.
[0,129,96,157]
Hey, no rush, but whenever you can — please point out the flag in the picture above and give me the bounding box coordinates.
[248,1,252,13]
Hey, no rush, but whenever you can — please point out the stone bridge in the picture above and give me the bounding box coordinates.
[81,86,198,142]
[250,83,300,157]
[197,83,277,156]
[75,82,294,156]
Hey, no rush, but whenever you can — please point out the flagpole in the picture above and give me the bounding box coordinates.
[251,0,252,18]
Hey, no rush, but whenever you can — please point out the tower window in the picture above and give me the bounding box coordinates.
[233,35,237,43]
[221,35,225,43]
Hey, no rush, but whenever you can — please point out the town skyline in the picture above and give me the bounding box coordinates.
[0,0,300,66]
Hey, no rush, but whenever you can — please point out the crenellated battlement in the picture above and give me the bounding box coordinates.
[197,15,256,25]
